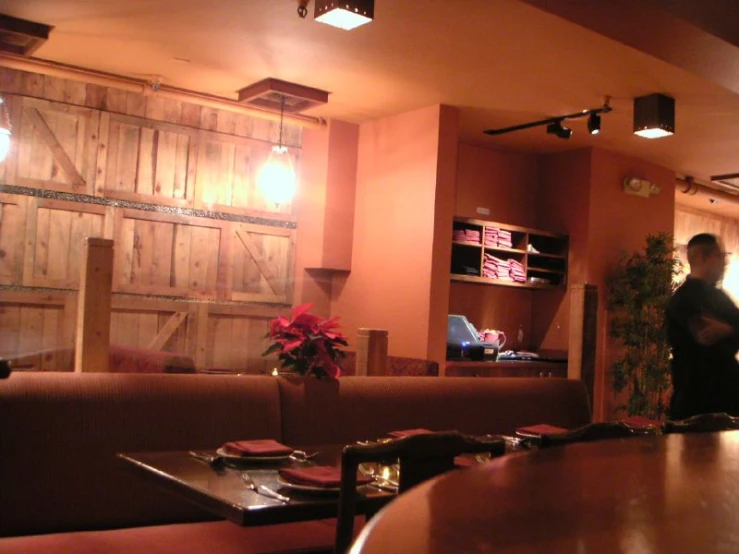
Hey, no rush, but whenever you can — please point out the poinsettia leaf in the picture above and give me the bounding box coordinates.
[282,339,304,353]
[291,303,314,319]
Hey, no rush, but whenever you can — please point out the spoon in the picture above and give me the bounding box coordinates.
[188,451,225,468]
[289,450,320,462]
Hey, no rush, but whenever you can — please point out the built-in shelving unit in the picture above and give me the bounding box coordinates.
[450,217,568,290]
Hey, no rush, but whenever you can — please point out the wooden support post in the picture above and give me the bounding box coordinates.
[355,328,388,376]
[569,284,598,412]
[75,238,113,373]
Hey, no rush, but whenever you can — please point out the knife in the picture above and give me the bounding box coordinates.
[241,472,290,503]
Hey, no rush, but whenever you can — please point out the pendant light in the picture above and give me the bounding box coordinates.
[258,95,297,206]
[0,96,12,163]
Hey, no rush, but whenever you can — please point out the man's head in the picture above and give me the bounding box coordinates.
[687,233,726,284]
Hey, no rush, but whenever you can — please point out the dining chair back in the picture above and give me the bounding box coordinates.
[663,412,739,433]
[536,420,659,448]
[334,431,505,554]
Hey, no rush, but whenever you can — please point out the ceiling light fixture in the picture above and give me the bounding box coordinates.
[546,120,572,140]
[483,98,612,139]
[314,0,374,30]
[587,112,601,135]
[258,95,297,206]
[0,96,11,163]
[633,93,674,139]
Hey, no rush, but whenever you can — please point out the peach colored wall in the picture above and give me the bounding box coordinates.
[331,105,450,359]
[427,106,459,367]
[587,148,675,420]
[535,149,593,352]
[322,120,359,270]
[449,283,533,350]
[294,120,359,317]
[294,124,331,316]
[450,144,541,351]
[455,144,540,226]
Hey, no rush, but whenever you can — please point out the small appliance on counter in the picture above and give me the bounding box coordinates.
[446,315,502,361]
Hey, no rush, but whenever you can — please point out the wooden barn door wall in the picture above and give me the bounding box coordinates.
[0,68,300,373]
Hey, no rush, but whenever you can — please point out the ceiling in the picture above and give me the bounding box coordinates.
[0,0,738,191]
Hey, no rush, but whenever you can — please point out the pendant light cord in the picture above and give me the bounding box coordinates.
[278,94,285,148]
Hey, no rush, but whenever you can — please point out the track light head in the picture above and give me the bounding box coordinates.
[546,121,572,139]
[587,112,601,135]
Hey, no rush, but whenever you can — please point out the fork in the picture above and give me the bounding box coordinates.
[241,472,290,503]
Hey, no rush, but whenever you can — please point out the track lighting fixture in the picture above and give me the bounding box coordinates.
[587,112,601,135]
[546,121,572,140]
[483,98,612,140]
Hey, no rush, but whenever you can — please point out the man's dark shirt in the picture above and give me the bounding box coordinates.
[665,276,739,419]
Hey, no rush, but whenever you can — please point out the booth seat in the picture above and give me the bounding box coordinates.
[0,373,591,553]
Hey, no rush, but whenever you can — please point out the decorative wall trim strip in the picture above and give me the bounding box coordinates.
[0,183,297,229]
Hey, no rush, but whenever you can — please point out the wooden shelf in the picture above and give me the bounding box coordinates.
[528,251,566,260]
[527,267,564,275]
[451,274,563,290]
[451,217,568,290]
[483,246,527,255]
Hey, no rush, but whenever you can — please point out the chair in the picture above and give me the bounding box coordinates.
[536,421,659,448]
[663,412,739,433]
[334,431,505,554]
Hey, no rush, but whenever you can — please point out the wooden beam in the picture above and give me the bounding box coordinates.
[147,311,188,350]
[74,237,113,372]
[356,328,389,376]
[25,107,87,190]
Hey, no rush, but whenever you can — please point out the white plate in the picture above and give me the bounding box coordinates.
[276,476,340,494]
[215,447,292,463]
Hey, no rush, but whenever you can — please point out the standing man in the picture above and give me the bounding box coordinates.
[666,233,739,419]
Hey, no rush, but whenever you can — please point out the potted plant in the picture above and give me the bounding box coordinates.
[607,232,682,420]
[262,303,348,380]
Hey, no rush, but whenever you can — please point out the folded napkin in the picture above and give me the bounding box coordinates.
[387,428,434,439]
[222,439,294,457]
[278,465,373,488]
[621,416,661,429]
[515,424,568,436]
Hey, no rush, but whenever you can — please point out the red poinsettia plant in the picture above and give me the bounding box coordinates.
[262,303,348,380]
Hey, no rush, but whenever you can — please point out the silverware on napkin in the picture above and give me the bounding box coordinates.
[241,472,290,503]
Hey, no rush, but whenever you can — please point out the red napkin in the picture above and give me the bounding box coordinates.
[621,416,660,429]
[515,424,568,436]
[388,428,434,439]
[278,465,373,488]
[222,439,294,457]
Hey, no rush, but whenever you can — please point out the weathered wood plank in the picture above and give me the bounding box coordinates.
[172,222,191,289]
[40,306,59,370]
[235,229,282,295]
[0,303,21,359]
[147,311,187,350]
[115,122,141,192]
[46,207,72,282]
[0,195,26,285]
[136,127,156,196]
[24,107,86,190]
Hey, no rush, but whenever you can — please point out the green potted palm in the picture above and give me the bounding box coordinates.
[607,232,682,420]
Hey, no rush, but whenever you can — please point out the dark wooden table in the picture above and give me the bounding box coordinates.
[118,446,393,527]
[350,431,739,553]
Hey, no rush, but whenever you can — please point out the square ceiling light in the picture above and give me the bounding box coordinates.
[315,0,374,30]
[633,93,675,139]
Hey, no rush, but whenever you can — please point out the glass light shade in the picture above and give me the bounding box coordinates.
[634,128,674,139]
[258,145,296,205]
[315,8,372,30]
[0,127,10,163]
